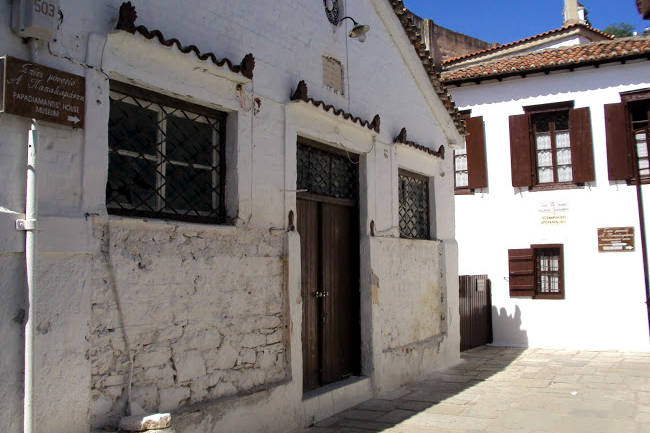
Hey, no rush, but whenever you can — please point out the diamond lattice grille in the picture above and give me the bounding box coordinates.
[399,171,430,240]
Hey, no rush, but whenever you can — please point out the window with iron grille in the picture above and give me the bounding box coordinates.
[297,140,358,200]
[398,170,430,240]
[534,245,563,299]
[106,82,226,223]
[508,244,564,299]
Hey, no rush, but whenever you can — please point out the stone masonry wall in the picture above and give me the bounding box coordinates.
[88,220,287,429]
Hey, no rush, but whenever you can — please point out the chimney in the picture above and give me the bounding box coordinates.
[563,0,579,26]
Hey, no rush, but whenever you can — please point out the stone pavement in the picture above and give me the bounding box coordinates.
[299,346,650,433]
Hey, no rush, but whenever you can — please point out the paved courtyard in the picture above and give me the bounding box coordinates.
[300,346,650,433]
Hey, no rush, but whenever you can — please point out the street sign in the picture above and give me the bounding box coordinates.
[597,227,635,252]
[0,56,85,128]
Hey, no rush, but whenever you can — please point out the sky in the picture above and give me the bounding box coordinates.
[403,0,649,44]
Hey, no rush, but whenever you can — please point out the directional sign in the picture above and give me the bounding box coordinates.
[0,56,85,128]
[597,227,635,252]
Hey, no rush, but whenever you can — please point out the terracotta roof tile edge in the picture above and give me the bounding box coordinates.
[442,23,614,66]
[394,128,445,159]
[290,81,381,133]
[440,37,650,84]
[115,2,255,79]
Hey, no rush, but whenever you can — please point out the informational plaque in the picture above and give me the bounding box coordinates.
[597,227,635,252]
[0,56,85,128]
[539,200,568,225]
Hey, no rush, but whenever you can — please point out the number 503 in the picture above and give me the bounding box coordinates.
[34,0,56,18]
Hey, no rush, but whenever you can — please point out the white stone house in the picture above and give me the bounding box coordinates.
[0,1,464,432]
[441,6,650,351]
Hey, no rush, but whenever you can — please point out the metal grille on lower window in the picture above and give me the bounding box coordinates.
[106,82,226,223]
[535,246,563,298]
[399,170,430,240]
[297,141,357,199]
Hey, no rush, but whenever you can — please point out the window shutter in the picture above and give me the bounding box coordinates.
[466,116,488,189]
[508,248,535,297]
[569,107,595,183]
[509,114,533,188]
[604,102,634,182]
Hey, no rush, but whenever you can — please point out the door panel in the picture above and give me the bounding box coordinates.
[297,199,320,391]
[320,203,359,384]
[459,275,493,351]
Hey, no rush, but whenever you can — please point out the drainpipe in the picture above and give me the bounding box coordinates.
[18,119,39,433]
[633,134,650,340]
[20,40,41,433]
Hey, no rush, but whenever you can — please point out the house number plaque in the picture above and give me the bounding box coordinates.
[0,56,85,128]
[597,227,635,252]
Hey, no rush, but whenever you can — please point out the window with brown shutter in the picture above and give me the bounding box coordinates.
[508,244,565,299]
[605,91,650,184]
[455,115,488,194]
[509,102,594,190]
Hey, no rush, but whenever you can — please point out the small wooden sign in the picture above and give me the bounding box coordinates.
[598,227,635,252]
[1,56,85,128]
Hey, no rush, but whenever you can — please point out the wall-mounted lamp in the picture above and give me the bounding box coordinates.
[339,16,370,43]
[323,0,370,42]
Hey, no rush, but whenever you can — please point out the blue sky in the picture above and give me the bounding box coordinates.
[403,0,649,44]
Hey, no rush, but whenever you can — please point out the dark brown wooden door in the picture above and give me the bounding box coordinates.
[459,275,493,351]
[298,197,360,391]
[298,199,319,391]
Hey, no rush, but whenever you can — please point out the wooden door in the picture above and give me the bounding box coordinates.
[298,197,360,391]
[459,275,493,351]
[298,199,320,391]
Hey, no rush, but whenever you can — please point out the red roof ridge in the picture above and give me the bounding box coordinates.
[442,23,614,66]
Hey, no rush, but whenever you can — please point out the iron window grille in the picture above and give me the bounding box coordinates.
[534,245,564,299]
[297,140,358,200]
[106,82,226,224]
[398,169,430,240]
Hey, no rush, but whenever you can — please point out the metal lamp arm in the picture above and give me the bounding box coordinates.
[338,16,359,26]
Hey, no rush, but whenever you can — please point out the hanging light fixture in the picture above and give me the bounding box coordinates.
[340,16,370,43]
[323,0,370,42]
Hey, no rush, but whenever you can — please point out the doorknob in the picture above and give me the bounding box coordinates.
[313,291,329,298]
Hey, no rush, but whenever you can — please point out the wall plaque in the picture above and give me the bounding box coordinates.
[598,227,635,252]
[1,56,85,128]
[539,200,568,225]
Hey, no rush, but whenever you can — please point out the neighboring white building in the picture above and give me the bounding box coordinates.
[442,13,650,351]
[0,1,464,433]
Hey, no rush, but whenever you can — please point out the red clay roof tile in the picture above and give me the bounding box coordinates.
[440,37,650,84]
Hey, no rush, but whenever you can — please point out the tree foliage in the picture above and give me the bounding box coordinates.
[603,22,636,38]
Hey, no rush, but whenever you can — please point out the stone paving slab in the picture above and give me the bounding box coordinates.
[297,346,650,433]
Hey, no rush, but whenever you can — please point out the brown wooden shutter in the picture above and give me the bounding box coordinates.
[569,107,595,183]
[508,248,535,297]
[509,114,533,188]
[466,116,488,189]
[605,102,634,182]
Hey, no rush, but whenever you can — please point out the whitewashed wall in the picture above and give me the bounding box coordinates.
[0,1,461,432]
[451,60,650,351]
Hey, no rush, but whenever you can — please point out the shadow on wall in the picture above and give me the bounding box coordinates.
[492,305,528,347]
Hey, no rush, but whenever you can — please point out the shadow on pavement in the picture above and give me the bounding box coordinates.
[305,346,527,432]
